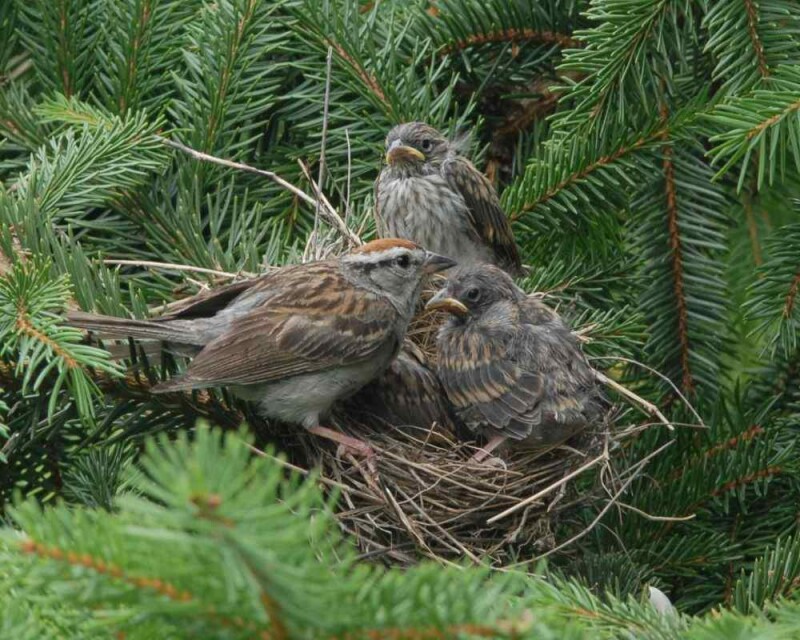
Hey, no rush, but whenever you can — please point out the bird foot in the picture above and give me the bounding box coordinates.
[468,434,508,465]
[335,441,377,473]
[308,425,378,476]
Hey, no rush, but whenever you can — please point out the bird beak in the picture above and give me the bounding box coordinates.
[426,288,468,316]
[422,251,457,274]
[386,139,425,165]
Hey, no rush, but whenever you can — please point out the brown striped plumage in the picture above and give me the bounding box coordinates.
[375,122,522,276]
[347,339,459,431]
[429,265,605,457]
[67,240,456,448]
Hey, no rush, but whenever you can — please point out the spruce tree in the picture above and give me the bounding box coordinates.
[2,0,800,635]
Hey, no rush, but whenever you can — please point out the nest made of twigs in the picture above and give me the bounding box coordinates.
[311,414,616,566]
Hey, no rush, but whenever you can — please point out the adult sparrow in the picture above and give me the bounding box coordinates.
[375,121,522,276]
[67,239,456,460]
[427,265,605,461]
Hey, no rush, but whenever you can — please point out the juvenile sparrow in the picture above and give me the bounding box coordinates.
[346,339,458,432]
[427,265,604,461]
[375,122,522,276]
[67,239,456,460]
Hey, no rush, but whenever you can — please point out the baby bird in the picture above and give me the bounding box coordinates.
[427,265,605,461]
[346,339,458,433]
[375,121,522,276]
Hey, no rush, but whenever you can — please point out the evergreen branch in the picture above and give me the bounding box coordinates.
[439,28,582,54]
[743,0,770,78]
[747,221,800,355]
[703,0,800,93]
[326,39,390,110]
[785,273,800,318]
[14,0,96,99]
[506,123,668,221]
[12,99,168,223]
[633,138,731,399]
[732,533,800,613]
[552,0,679,132]
[661,128,694,394]
[17,538,272,638]
[707,64,800,189]
[0,261,121,420]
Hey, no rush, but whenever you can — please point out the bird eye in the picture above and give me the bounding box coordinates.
[395,254,411,268]
[466,287,480,302]
[420,138,432,152]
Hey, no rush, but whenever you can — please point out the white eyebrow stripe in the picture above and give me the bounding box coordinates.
[344,247,412,263]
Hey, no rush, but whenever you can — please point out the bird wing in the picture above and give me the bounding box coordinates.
[442,156,522,275]
[437,326,545,440]
[355,341,455,429]
[157,277,263,321]
[154,264,399,391]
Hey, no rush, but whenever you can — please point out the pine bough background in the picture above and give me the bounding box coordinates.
[1,0,800,637]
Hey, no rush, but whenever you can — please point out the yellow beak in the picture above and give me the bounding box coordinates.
[386,143,425,165]
[426,293,468,317]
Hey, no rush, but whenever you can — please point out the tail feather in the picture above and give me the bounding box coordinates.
[66,310,200,345]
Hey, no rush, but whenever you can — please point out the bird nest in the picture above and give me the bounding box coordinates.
[279,278,669,566]
[305,415,615,565]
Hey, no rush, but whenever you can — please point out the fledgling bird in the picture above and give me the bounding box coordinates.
[346,339,458,433]
[427,265,605,462]
[375,121,523,276]
[67,239,456,462]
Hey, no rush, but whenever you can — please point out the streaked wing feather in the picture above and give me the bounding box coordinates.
[159,266,398,389]
[442,157,522,274]
[438,328,544,439]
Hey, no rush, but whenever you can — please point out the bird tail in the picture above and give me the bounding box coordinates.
[66,310,199,345]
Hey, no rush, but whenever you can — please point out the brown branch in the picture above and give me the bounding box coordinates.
[510,129,665,220]
[710,466,781,497]
[660,105,694,395]
[746,98,800,140]
[15,309,78,369]
[326,39,390,109]
[19,539,272,638]
[56,0,73,98]
[784,272,800,318]
[743,0,770,78]
[440,28,582,55]
[668,425,764,481]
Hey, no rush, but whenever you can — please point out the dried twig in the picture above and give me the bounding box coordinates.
[533,440,675,560]
[159,136,361,249]
[595,370,674,431]
[592,355,705,427]
[297,159,361,249]
[102,259,250,279]
[311,46,334,260]
[487,449,608,524]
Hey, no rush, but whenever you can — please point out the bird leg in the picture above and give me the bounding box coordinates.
[308,425,377,474]
[470,434,508,464]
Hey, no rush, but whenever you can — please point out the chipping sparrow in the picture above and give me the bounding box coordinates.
[427,265,604,461]
[67,239,456,460]
[375,121,522,276]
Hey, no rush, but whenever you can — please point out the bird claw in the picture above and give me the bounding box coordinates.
[335,441,378,474]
